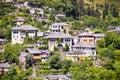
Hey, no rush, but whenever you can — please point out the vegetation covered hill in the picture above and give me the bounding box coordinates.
[0,0,120,80]
[15,0,120,31]
[27,0,120,18]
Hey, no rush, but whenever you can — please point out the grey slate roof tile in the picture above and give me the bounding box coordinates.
[12,25,39,31]
[72,43,96,48]
[0,63,10,68]
[26,48,50,54]
[46,32,72,38]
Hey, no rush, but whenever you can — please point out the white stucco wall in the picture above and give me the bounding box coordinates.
[12,30,37,44]
[12,30,24,44]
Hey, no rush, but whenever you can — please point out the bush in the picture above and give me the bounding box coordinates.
[63,44,69,51]
[38,46,48,50]
[54,46,58,51]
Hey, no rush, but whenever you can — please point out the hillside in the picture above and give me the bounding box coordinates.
[0,0,120,80]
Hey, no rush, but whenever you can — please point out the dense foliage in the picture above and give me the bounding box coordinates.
[0,67,33,80]
[0,0,120,80]
[4,44,21,63]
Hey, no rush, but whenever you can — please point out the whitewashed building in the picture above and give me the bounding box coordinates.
[11,25,39,44]
[49,22,67,32]
[72,43,96,57]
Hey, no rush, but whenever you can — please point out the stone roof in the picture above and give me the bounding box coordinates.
[108,27,120,32]
[72,43,96,48]
[12,25,39,31]
[0,63,10,68]
[26,48,50,54]
[46,32,72,39]
[50,22,67,26]
[94,33,105,38]
[44,75,70,80]
[55,14,65,17]
[67,50,85,55]
[78,32,94,36]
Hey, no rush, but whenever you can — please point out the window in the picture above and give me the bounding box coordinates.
[13,31,18,34]
[77,57,80,61]
[65,38,70,42]
[61,26,63,29]
[89,39,92,42]
[84,39,87,42]
[50,43,54,46]
[91,48,95,50]
[42,57,47,59]
[76,47,80,50]
[29,31,34,33]
[53,26,57,28]
[41,53,46,55]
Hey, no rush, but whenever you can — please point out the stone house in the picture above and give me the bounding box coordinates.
[25,48,50,62]
[11,24,39,44]
[0,63,10,74]
[46,32,73,51]
[49,22,67,32]
[66,50,86,62]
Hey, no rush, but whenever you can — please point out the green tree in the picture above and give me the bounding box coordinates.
[0,68,17,80]
[97,39,106,48]
[98,48,114,69]
[105,14,114,25]
[4,28,11,41]
[82,15,106,29]
[49,14,55,21]
[39,37,48,44]
[83,67,115,80]
[4,44,20,63]
[0,67,33,80]
[69,60,93,80]
[54,46,58,51]
[70,20,83,30]
[49,55,61,69]
[114,50,120,61]
[62,60,72,73]
[57,38,62,44]
[38,45,48,50]
[63,44,69,51]
[24,37,35,44]
[114,61,120,78]
[38,62,51,70]
[104,32,117,47]
[0,52,4,61]
[68,31,74,36]
[113,37,120,49]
